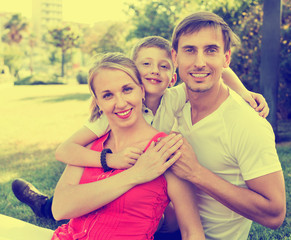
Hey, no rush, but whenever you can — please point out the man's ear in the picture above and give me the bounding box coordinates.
[171,49,178,68]
[169,73,177,87]
[224,50,231,68]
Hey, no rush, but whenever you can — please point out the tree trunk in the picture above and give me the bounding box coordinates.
[61,50,65,77]
[259,0,282,139]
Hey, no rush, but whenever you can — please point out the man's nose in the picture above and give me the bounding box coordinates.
[194,52,206,69]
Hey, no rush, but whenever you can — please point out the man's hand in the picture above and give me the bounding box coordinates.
[171,137,201,183]
[129,133,183,184]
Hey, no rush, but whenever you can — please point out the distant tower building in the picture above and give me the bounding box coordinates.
[32,0,63,43]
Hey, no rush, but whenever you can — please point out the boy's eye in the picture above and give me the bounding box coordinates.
[161,65,169,69]
[142,62,150,66]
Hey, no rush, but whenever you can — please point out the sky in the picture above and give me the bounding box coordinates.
[1,0,131,24]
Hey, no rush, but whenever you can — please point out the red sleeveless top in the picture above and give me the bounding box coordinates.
[52,132,170,240]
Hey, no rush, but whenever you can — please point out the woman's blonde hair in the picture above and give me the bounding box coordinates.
[88,52,142,122]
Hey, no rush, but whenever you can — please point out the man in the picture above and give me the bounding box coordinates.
[170,11,286,240]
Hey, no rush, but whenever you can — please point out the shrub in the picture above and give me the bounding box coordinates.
[76,70,88,84]
[14,73,65,85]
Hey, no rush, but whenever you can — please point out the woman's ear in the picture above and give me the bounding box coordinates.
[141,85,145,101]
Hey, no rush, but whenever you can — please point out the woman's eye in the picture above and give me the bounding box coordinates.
[103,93,112,99]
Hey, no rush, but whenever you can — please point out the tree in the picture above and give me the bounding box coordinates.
[127,0,194,41]
[2,14,28,45]
[92,23,125,54]
[1,14,28,81]
[260,0,282,137]
[45,25,80,77]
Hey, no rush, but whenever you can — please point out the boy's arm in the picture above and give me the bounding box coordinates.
[222,68,269,118]
[55,126,142,168]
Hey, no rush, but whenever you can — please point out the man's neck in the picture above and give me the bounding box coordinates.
[187,80,229,125]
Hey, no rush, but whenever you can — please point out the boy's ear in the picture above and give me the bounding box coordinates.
[169,72,177,87]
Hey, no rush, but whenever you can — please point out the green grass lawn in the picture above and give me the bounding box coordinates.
[0,84,290,239]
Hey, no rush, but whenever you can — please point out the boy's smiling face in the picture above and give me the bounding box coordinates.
[135,47,176,98]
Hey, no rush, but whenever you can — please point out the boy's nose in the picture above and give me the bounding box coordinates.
[151,65,160,75]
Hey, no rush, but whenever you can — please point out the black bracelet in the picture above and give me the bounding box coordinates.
[100,148,113,172]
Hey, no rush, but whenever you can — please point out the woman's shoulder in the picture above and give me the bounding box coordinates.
[143,132,167,151]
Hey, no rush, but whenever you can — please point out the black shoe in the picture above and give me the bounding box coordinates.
[12,178,49,217]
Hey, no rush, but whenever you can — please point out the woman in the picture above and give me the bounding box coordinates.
[51,52,205,239]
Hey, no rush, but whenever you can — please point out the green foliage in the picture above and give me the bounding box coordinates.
[127,0,192,41]
[76,70,88,84]
[2,14,28,44]
[91,23,125,54]
[14,73,65,85]
[2,44,24,80]
[44,25,81,77]
[227,0,291,119]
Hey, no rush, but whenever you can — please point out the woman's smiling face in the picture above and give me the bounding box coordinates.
[93,68,145,129]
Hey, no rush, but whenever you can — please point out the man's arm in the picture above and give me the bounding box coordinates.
[171,138,286,229]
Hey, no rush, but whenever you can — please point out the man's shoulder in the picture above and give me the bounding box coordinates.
[221,91,270,131]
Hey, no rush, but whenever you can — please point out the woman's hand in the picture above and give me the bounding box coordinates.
[107,147,143,169]
[129,133,183,184]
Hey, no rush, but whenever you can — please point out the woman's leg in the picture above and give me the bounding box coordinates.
[0,214,53,240]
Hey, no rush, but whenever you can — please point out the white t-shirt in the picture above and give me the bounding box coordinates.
[176,89,282,240]
[85,83,186,135]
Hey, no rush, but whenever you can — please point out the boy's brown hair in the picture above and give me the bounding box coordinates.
[131,36,173,66]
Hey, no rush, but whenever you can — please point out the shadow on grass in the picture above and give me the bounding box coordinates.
[20,93,91,103]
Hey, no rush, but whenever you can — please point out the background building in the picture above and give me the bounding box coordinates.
[32,0,63,43]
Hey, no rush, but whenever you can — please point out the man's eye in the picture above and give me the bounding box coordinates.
[185,48,193,53]
[207,48,217,53]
